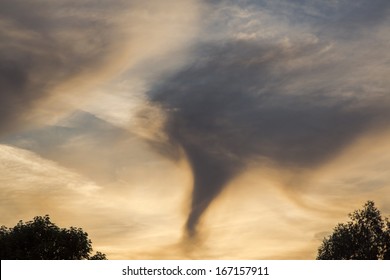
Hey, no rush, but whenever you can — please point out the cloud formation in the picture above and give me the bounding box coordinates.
[0,0,200,134]
[147,0,390,236]
[0,0,124,131]
[1,0,390,258]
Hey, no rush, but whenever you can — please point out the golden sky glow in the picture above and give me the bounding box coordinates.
[1,0,390,259]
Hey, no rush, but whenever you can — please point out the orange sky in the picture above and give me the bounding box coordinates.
[1,0,390,259]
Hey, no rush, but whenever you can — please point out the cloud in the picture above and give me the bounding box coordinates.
[2,0,390,258]
[0,0,201,134]
[0,144,99,223]
[0,142,192,259]
[146,0,390,236]
[0,0,122,131]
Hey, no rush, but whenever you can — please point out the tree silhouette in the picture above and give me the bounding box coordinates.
[317,201,390,260]
[0,215,106,260]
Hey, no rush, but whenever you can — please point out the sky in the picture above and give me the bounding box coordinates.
[1,0,390,259]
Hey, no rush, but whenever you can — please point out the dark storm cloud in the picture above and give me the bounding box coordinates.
[148,38,390,236]
[0,0,128,133]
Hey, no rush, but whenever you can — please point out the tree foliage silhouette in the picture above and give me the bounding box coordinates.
[317,201,390,260]
[0,215,106,260]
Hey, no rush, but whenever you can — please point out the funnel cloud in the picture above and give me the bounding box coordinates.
[1,0,390,258]
[149,38,390,236]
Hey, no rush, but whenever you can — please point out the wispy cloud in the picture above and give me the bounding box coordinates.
[1,0,390,259]
[0,0,201,133]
